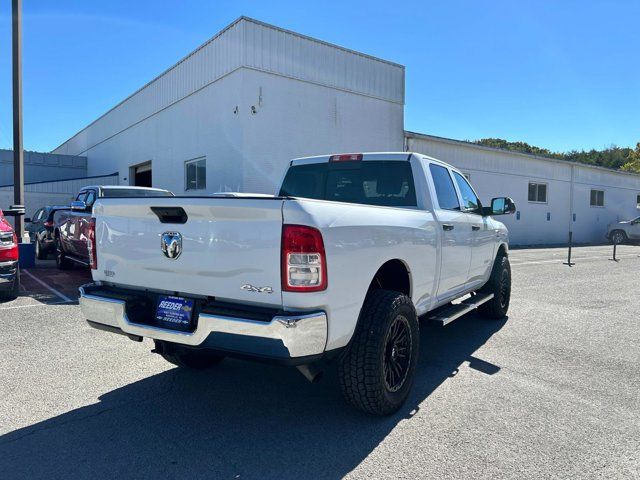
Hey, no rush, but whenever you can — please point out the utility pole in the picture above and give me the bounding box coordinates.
[12,0,25,241]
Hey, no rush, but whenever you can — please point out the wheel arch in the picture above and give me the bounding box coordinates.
[496,242,508,259]
[366,259,412,298]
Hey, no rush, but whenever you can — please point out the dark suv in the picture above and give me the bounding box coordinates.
[26,205,70,260]
[54,186,173,269]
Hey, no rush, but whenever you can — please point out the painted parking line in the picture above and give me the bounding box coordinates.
[22,269,73,304]
[511,254,639,266]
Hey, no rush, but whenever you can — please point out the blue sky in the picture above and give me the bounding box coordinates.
[0,0,638,153]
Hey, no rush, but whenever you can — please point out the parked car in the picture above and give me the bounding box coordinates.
[79,152,515,415]
[25,205,70,260]
[54,186,173,270]
[607,216,640,244]
[0,209,20,300]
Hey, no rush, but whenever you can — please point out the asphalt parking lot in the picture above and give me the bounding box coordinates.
[0,245,639,479]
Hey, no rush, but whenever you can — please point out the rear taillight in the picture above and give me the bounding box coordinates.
[0,233,18,262]
[329,153,363,162]
[281,225,327,292]
[88,218,97,270]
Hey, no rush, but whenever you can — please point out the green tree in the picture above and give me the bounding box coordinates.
[621,143,640,173]
[472,138,639,173]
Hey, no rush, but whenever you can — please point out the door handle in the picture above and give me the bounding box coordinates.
[472,225,481,231]
[442,224,454,231]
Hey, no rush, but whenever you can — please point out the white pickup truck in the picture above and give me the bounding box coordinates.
[80,152,515,415]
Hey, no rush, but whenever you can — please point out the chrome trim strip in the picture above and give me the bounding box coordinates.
[79,286,328,358]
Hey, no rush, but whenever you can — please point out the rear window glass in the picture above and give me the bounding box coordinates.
[279,161,417,207]
[102,189,173,198]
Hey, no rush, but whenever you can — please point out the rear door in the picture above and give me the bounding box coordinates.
[74,189,97,261]
[428,163,472,298]
[93,197,285,308]
[63,191,87,255]
[27,208,44,240]
[628,217,640,239]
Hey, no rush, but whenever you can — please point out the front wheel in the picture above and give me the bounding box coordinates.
[338,290,419,416]
[610,230,627,245]
[478,254,511,319]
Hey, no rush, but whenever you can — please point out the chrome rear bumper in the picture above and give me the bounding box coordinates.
[79,284,328,359]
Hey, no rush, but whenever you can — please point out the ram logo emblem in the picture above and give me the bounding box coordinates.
[161,232,183,260]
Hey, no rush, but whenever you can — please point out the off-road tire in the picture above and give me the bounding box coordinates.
[338,290,419,416]
[478,253,511,319]
[610,230,627,245]
[0,268,20,301]
[55,236,73,270]
[154,340,224,369]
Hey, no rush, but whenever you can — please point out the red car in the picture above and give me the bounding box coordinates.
[0,209,20,300]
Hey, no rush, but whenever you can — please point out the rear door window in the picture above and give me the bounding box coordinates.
[279,161,417,207]
[429,164,460,210]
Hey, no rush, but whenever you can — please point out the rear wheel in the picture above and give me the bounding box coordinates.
[154,340,224,369]
[55,236,73,270]
[610,230,627,245]
[338,290,419,415]
[478,254,511,319]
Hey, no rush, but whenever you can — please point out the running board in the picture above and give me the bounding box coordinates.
[428,293,494,326]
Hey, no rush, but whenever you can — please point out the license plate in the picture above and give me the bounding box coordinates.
[155,296,195,331]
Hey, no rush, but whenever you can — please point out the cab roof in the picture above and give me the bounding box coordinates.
[290,151,453,168]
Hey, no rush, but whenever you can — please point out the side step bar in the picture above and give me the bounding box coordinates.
[428,293,494,326]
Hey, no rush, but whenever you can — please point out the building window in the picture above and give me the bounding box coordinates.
[637,194,640,209]
[590,189,604,207]
[185,157,206,191]
[528,182,547,203]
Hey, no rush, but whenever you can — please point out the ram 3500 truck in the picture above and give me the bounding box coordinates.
[80,152,515,415]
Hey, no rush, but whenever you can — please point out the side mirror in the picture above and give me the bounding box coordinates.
[24,217,31,223]
[71,200,87,212]
[484,197,516,216]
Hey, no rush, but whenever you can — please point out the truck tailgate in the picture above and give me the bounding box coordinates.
[92,197,284,308]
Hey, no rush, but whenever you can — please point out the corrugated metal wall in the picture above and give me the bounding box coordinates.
[0,174,119,216]
[406,133,640,245]
[53,17,404,158]
[242,19,404,104]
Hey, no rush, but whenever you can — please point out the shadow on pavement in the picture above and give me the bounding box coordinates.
[0,315,506,479]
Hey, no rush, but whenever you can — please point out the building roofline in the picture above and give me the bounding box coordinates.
[238,17,405,69]
[404,131,640,179]
[0,172,118,189]
[52,16,404,153]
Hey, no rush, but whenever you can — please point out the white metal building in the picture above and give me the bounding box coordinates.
[406,133,640,245]
[50,17,640,245]
[53,17,405,194]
